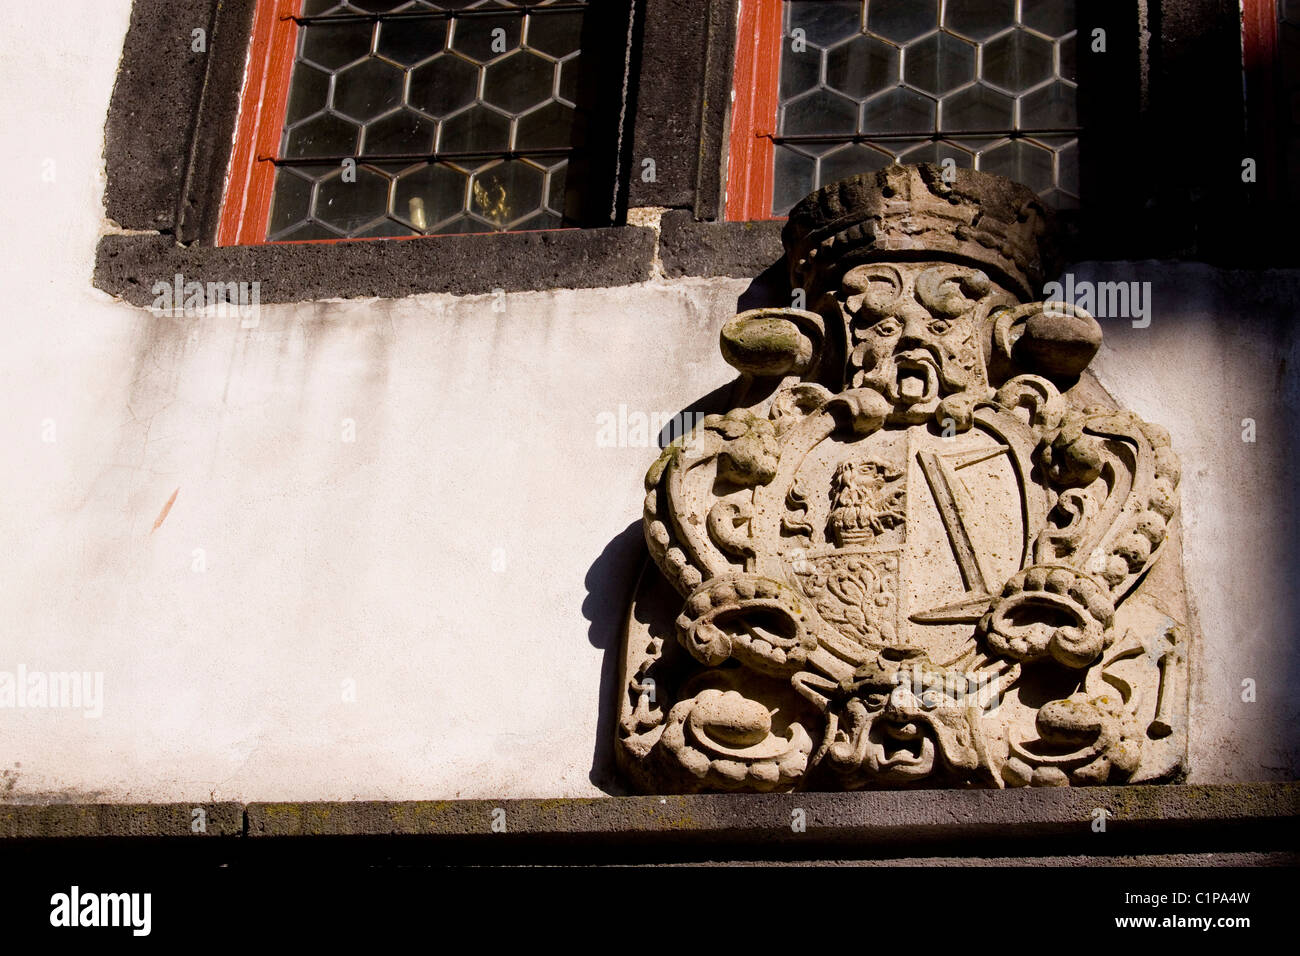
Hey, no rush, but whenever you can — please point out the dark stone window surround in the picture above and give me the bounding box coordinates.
[95,0,741,306]
[94,0,1281,307]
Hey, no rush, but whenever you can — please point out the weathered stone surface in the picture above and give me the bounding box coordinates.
[246,783,1295,840]
[659,212,786,278]
[616,166,1190,793]
[0,803,243,838]
[781,164,1060,301]
[1013,305,1104,379]
[2,786,1293,863]
[94,225,657,305]
[236,784,1297,865]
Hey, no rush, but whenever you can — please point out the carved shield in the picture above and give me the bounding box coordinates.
[778,412,1044,670]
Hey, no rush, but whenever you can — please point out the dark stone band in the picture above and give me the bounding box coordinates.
[2,783,1294,864]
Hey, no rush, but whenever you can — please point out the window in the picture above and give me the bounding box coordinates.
[726,0,1080,219]
[1244,0,1300,203]
[1280,0,1300,196]
[219,0,628,245]
[98,0,1268,307]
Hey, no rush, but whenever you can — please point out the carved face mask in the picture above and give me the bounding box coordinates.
[837,262,996,425]
[830,648,987,785]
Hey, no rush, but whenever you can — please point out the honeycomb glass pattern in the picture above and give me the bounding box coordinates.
[772,0,1080,215]
[268,0,589,240]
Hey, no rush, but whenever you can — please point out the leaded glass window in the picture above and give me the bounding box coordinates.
[267,0,614,240]
[773,0,1079,215]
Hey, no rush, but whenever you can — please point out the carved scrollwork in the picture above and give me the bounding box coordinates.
[658,687,814,792]
[979,565,1116,668]
[1003,691,1143,787]
[641,408,782,596]
[720,308,826,381]
[676,574,819,677]
[993,373,1066,431]
[1031,407,1182,600]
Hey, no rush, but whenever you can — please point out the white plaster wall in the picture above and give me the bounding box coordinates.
[0,2,1294,801]
[1078,263,1300,785]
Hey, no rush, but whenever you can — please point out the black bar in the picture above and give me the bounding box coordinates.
[293,3,589,26]
[770,128,1084,146]
[270,147,578,165]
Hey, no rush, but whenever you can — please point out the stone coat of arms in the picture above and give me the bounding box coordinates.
[615,165,1189,792]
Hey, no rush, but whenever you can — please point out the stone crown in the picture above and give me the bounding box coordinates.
[781,164,1060,302]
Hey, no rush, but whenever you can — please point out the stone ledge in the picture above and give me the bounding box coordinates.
[0,786,1292,859]
[245,783,1297,842]
[93,226,658,307]
[0,802,244,839]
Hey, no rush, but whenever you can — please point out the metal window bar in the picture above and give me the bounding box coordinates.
[770,128,1082,145]
[280,5,590,167]
[269,2,599,238]
[270,147,580,165]
[294,5,589,26]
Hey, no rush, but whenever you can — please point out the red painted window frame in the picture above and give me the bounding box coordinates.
[724,0,784,221]
[218,0,302,247]
[1241,0,1280,200]
[730,1,1285,220]
[218,0,597,247]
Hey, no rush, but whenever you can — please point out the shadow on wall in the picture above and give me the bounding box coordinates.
[584,271,788,795]
[1068,262,1300,780]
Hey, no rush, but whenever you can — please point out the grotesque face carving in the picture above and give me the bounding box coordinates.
[837,261,998,426]
[830,647,989,785]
